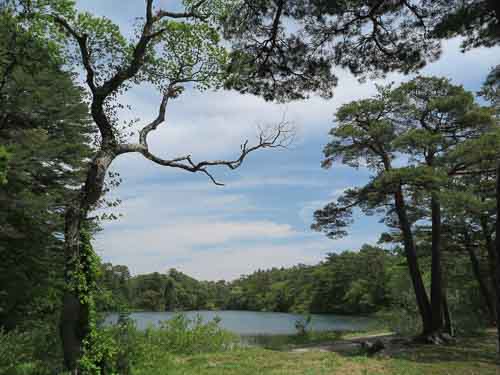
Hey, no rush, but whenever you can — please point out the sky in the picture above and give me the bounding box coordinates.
[76,0,500,281]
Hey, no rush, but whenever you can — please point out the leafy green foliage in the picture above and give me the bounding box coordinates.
[77,231,113,375]
[141,314,237,355]
[0,323,65,375]
[95,263,131,313]
[313,76,495,241]
[101,245,396,316]
[94,314,237,374]
[0,7,93,331]
[0,329,36,374]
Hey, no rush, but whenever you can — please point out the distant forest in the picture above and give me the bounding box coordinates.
[97,244,486,321]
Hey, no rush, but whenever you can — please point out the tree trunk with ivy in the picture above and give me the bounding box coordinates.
[61,150,114,371]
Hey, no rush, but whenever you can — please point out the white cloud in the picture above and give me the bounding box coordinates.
[98,181,261,233]
[94,219,297,276]
[177,242,329,281]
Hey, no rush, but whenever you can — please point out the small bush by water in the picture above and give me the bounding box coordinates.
[107,314,237,374]
[138,314,238,355]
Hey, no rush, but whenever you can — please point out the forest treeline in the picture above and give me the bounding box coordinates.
[97,243,488,327]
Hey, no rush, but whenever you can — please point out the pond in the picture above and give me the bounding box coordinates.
[104,310,375,336]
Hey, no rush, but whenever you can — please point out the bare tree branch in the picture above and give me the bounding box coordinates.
[138,85,182,148]
[119,115,294,185]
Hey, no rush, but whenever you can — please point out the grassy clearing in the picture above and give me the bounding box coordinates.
[133,331,499,375]
[2,315,496,374]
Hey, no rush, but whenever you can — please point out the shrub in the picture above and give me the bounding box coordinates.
[138,314,237,356]
[0,323,64,375]
[100,313,237,374]
[294,314,312,336]
[0,329,34,374]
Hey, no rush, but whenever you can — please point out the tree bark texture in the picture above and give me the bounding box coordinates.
[430,193,443,332]
[393,188,433,335]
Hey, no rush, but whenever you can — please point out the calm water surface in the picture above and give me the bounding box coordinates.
[105,310,374,335]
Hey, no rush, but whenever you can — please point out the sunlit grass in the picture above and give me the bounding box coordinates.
[132,330,499,375]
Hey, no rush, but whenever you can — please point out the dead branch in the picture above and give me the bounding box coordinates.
[119,93,294,185]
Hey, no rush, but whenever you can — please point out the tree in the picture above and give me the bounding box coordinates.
[439,194,497,325]
[5,0,294,371]
[312,85,434,334]
[0,7,93,332]
[223,0,499,101]
[445,72,500,347]
[95,263,131,312]
[392,76,493,334]
[164,276,179,311]
[312,77,494,339]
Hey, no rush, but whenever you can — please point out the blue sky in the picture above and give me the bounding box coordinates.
[76,0,500,280]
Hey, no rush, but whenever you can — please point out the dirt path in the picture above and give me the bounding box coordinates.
[290,332,404,354]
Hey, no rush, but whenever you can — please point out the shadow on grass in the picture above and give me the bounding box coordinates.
[390,333,497,365]
[335,331,498,366]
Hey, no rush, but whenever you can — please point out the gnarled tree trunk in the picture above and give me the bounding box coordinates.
[61,149,115,372]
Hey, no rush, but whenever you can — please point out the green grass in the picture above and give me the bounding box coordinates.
[3,317,496,375]
[133,331,499,375]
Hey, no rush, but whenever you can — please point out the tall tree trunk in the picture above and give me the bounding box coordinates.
[495,160,500,355]
[430,193,443,332]
[464,229,496,325]
[60,206,85,372]
[481,217,498,323]
[440,253,453,337]
[393,188,433,335]
[60,149,115,373]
